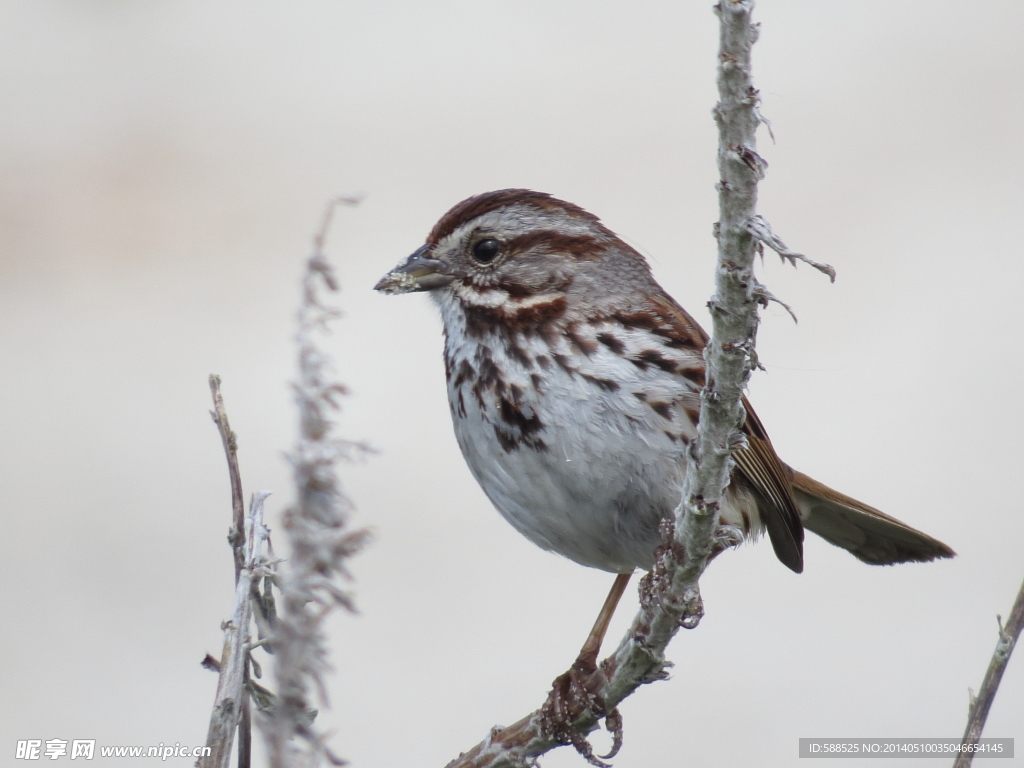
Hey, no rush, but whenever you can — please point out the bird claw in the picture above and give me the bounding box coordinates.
[539,659,624,766]
[602,707,624,761]
[713,524,744,551]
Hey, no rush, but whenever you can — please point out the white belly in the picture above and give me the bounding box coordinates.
[438,296,760,572]
[447,341,691,571]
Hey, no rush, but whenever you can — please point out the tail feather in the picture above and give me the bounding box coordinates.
[790,470,955,565]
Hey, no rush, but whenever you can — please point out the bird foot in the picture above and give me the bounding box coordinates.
[712,524,744,554]
[539,656,623,767]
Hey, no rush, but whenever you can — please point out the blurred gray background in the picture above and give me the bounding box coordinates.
[1,1,1022,766]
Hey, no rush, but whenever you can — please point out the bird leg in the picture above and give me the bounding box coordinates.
[540,572,632,766]
[577,571,632,671]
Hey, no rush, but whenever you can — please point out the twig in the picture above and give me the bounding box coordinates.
[209,375,247,584]
[440,3,834,765]
[239,668,252,768]
[202,490,273,768]
[261,197,370,768]
[205,375,256,768]
[746,215,835,282]
[954,576,1024,768]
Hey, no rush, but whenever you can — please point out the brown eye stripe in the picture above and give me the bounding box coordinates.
[502,231,606,260]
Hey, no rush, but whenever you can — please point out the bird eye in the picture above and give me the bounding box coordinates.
[472,238,502,265]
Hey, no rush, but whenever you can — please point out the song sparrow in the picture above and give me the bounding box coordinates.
[375,189,954,576]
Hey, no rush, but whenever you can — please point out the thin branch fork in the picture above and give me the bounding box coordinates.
[954,576,1024,768]
[441,3,831,766]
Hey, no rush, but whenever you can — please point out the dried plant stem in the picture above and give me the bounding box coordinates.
[210,375,247,583]
[202,480,272,768]
[263,197,370,768]
[953,576,1024,768]
[238,682,252,768]
[441,3,832,766]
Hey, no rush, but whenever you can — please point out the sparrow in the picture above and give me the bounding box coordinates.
[376,189,954,581]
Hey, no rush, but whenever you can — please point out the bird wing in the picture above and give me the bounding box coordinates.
[644,292,805,572]
[734,402,804,572]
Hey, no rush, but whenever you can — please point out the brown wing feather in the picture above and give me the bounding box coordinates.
[644,293,805,573]
[641,291,951,572]
[735,402,804,572]
[791,470,955,564]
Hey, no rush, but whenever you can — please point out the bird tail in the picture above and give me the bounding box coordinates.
[790,470,955,565]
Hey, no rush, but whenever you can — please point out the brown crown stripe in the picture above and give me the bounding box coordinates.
[427,189,613,245]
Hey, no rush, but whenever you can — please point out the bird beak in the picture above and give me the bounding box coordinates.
[374,245,456,294]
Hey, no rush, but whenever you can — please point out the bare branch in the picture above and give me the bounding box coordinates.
[202,490,272,768]
[261,197,370,768]
[954,576,1024,768]
[440,2,802,764]
[209,375,247,583]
